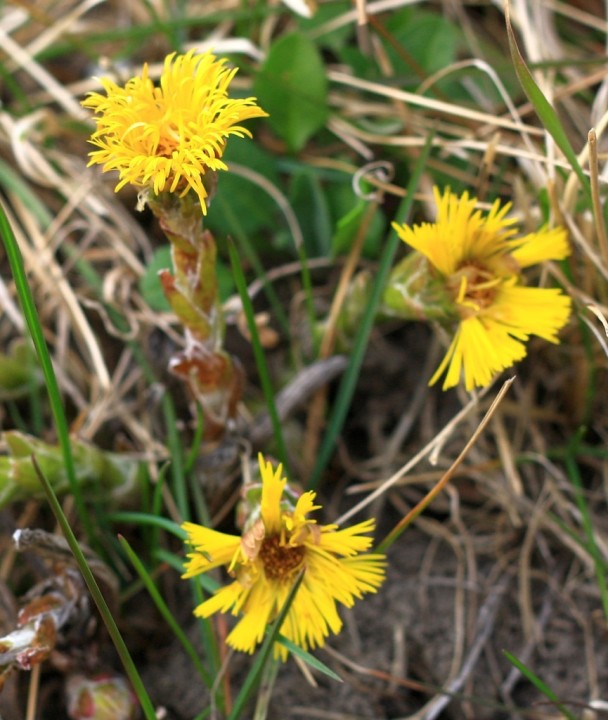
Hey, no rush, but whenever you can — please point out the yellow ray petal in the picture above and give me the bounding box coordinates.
[510,226,570,267]
[181,522,241,576]
[227,579,276,653]
[259,453,287,534]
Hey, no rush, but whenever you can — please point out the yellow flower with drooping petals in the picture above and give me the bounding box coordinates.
[182,455,386,660]
[392,187,572,391]
[81,50,267,213]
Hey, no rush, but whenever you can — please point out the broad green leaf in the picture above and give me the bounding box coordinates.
[139,246,172,312]
[206,137,280,237]
[386,9,460,77]
[254,32,329,152]
[338,45,381,81]
[298,0,352,52]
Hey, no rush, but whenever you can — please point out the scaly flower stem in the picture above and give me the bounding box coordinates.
[149,193,244,440]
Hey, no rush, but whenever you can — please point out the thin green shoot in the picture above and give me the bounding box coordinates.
[32,456,157,720]
[503,650,578,720]
[185,403,207,474]
[564,431,608,622]
[108,511,185,539]
[227,571,305,720]
[216,197,290,337]
[307,134,434,489]
[505,6,591,203]
[119,535,213,688]
[228,239,290,474]
[0,200,93,541]
[154,546,223,679]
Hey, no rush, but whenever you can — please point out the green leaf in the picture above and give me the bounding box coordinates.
[331,198,384,258]
[139,246,172,312]
[289,168,332,257]
[503,650,577,720]
[254,33,329,152]
[277,637,342,681]
[206,137,280,238]
[505,6,590,201]
[386,8,460,78]
[297,0,352,52]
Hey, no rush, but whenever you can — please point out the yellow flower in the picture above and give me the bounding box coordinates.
[182,455,386,660]
[392,187,572,391]
[81,50,267,213]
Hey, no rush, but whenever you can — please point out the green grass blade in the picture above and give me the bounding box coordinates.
[546,509,608,573]
[118,535,212,688]
[307,135,434,489]
[154,547,218,591]
[0,201,92,540]
[277,638,342,681]
[297,243,316,354]
[564,432,608,621]
[31,456,157,720]
[0,160,52,228]
[185,403,206,474]
[107,511,185,539]
[228,571,305,720]
[505,6,591,201]
[503,650,577,720]
[228,239,290,472]
[145,460,171,553]
[161,391,189,521]
[214,192,290,337]
[153,547,223,680]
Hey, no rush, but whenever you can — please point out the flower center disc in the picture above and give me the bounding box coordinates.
[259,535,305,582]
[449,263,500,313]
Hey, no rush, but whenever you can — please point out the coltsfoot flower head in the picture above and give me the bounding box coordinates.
[81,50,267,213]
[391,186,572,391]
[182,454,386,660]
